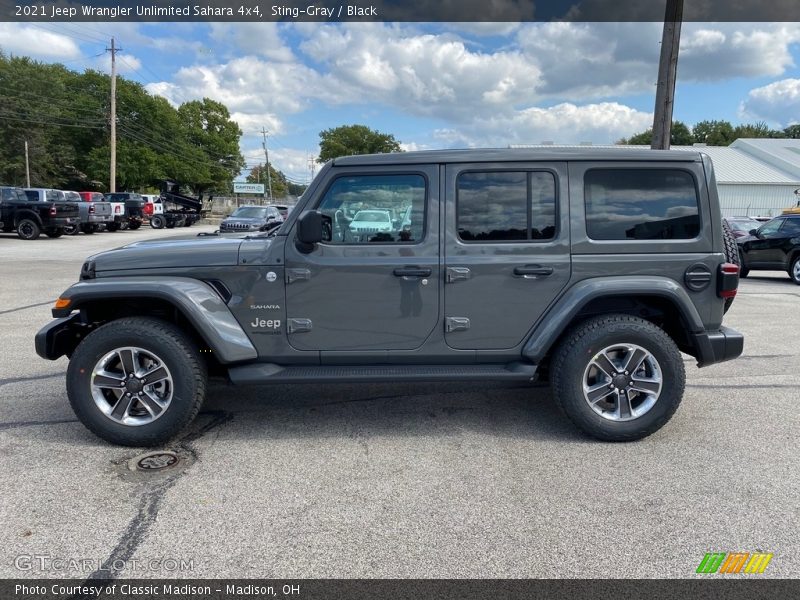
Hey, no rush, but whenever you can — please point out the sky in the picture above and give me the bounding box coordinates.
[1,21,799,184]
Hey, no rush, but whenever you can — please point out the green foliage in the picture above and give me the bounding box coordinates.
[246,163,288,198]
[317,124,402,163]
[0,53,244,193]
[621,119,789,147]
[618,121,693,145]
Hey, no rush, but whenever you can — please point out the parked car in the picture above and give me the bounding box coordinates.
[63,191,113,234]
[1,186,79,239]
[36,147,743,446]
[104,192,146,230]
[219,205,283,232]
[737,214,800,284]
[723,216,763,238]
[348,209,394,240]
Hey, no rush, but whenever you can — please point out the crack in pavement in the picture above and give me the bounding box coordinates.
[0,418,78,431]
[0,300,55,315]
[0,373,65,388]
[82,410,234,582]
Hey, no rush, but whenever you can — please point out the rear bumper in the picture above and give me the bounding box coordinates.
[88,215,113,223]
[49,216,77,226]
[692,326,744,367]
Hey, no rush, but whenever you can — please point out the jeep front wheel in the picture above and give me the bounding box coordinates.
[67,317,206,447]
[551,314,685,442]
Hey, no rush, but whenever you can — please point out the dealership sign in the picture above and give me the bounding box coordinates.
[233,183,265,194]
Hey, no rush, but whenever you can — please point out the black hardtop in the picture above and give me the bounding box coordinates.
[332,147,705,167]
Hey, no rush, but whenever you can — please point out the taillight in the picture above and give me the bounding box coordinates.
[89,204,95,214]
[718,263,739,299]
[49,206,57,216]
[144,203,153,215]
[115,205,121,213]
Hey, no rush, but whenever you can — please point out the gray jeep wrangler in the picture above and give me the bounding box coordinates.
[35,148,743,446]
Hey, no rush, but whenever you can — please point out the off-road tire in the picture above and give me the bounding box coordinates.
[81,224,97,234]
[67,317,207,447]
[17,218,41,240]
[45,228,64,238]
[64,223,79,235]
[106,222,120,232]
[551,314,685,442]
[128,220,141,230]
[722,219,739,312]
[150,215,165,229]
[790,255,800,285]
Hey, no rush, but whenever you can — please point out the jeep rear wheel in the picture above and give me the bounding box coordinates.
[67,317,206,447]
[551,314,685,442]
[17,219,40,240]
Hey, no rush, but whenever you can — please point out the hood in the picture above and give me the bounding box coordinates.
[89,235,249,272]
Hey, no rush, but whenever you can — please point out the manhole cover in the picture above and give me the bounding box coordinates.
[130,451,180,472]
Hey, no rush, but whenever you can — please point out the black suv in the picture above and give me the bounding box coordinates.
[737,214,800,284]
[220,205,283,232]
[36,148,743,446]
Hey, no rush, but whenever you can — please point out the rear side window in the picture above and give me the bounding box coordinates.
[584,169,700,240]
[457,171,557,242]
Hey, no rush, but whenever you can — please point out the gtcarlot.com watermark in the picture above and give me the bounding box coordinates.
[14,554,195,574]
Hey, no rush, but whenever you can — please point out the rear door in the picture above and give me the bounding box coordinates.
[444,162,571,350]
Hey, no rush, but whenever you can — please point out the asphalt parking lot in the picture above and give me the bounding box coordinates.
[1,226,798,579]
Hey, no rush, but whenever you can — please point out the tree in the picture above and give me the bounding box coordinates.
[692,120,735,145]
[784,124,800,139]
[317,124,401,163]
[177,98,246,195]
[618,121,693,146]
[733,121,784,139]
[247,163,288,198]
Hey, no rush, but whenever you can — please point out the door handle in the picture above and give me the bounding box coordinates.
[513,265,554,278]
[393,267,432,278]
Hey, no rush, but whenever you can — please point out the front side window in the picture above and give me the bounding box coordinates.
[758,219,783,237]
[585,169,700,240]
[780,219,800,236]
[457,171,557,242]
[317,174,426,244]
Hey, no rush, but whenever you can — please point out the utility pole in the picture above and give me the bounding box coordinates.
[24,140,31,187]
[107,37,121,191]
[261,127,273,201]
[308,153,316,180]
[652,0,683,150]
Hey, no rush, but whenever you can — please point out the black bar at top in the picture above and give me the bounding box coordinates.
[1,0,799,22]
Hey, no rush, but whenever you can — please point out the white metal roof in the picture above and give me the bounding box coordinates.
[730,138,800,180]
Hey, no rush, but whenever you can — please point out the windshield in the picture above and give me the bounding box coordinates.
[353,210,390,223]
[728,219,761,232]
[231,207,268,219]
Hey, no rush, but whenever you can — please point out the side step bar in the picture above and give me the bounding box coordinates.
[227,362,538,385]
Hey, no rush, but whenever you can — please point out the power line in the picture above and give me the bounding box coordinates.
[0,113,106,129]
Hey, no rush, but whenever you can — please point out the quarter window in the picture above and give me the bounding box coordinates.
[457,171,557,242]
[316,174,426,244]
[584,169,700,240]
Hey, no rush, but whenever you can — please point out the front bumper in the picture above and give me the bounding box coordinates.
[692,326,744,367]
[35,313,85,360]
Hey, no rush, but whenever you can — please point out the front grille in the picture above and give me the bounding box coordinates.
[221,222,254,231]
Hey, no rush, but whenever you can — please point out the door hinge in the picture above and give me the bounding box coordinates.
[286,268,311,284]
[287,318,313,334]
[445,317,471,333]
[446,267,471,283]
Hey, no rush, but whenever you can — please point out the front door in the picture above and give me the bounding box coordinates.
[284,167,440,352]
[444,162,571,350]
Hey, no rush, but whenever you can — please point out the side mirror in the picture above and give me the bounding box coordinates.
[749,229,758,236]
[296,210,323,252]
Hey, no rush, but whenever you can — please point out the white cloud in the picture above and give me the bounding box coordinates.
[208,23,295,62]
[0,23,81,61]
[740,78,800,126]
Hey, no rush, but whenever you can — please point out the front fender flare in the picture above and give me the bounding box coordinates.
[522,276,705,364]
[51,277,257,364]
